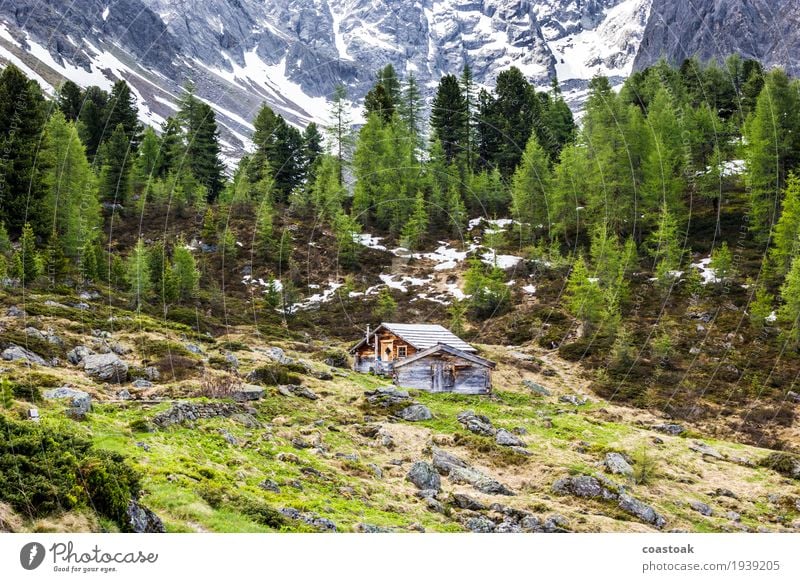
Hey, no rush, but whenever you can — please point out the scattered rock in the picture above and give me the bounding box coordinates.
[259,479,281,493]
[67,345,94,365]
[2,345,49,367]
[364,386,410,408]
[450,493,486,511]
[396,404,432,422]
[618,494,666,529]
[219,429,239,446]
[43,386,92,418]
[185,343,204,355]
[354,523,394,533]
[726,511,741,522]
[522,380,551,396]
[83,352,128,383]
[425,497,446,514]
[652,423,686,436]
[152,402,245,428]
[131,378,153,389]
[6,305,25,317]
[231,413,261,429]
[787,391,800,404]
[279,508,336,532]
[464,516,496,533]
[224,352,239,370]
[559,394,588,406]
[126,500,165,533]
[287,385,319,400]
[368,463,383,479]
[457,410,495,436]
[604,452,634,477]
[432,448,513,495]
[689,501,713,516]
[713,488,738,499]
[495,428,526,447]
[143,366,160,381]
[689,441,724,460]
[552,475,618,500]
[266,347,293,365]
[117,389,132,400]
[407,461,441,491]
[231,384,265,402]
[292,437,312,449]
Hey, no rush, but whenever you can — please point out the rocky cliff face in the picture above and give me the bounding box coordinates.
[633,0,800,75]
[0,0,651,154]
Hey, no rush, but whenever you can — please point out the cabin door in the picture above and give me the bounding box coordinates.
[380,340,394,361]
[431,362,455,392]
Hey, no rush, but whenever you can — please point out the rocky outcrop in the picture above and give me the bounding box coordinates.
[407,461,441,492]
[431,447,514,496]
[2,345,49,366]
[43,386,92,418]
[634,0,800,77]
[152,402,246,428]
[457,410,496,436]
[396,404,432,422]
[605,452,634,476]
[83,353,128,383]
[126,500,166,533]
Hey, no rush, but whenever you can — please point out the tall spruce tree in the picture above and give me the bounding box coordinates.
[178,83,225,202]
[431,74,468,163]
[0,65,48,237]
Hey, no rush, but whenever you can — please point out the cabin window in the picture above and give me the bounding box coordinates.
[397,346,407,358]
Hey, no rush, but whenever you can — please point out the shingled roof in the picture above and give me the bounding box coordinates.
[349,323,477,353]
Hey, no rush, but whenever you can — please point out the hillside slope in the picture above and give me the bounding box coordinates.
[1,288,799,533]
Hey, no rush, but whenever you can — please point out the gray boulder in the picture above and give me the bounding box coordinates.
[126,500,166,533]
[2,344,49,367]
[432,447,471,475]
[495,428,526,447]
[618,494,666,529]
[605,452,634,477]
[6,305,26,317]
[689,441,724,460]
[552,475,618,500]
[365,386,410,407]
[131,378,153,389]
[457,410,496,436]
[143,366,160,381]
[83,352,128,383]
[396,404,432,421]
[288,385,319,400]
[231,384,265,401]
[67,345,94,365]
[266,346,293,365]
[407,461,441,491]
[652,423,686,436]
[523,380,551,396]
[259,479,281,493]
[559,394,588,406]
[44,386,92,416]
[464,516,496,533]
[689,501,713,516]
[451,493,486,511]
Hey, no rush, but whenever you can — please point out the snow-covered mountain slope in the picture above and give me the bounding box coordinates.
[2,1,651,154]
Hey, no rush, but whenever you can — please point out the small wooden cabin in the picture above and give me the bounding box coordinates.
[349,323,496,394]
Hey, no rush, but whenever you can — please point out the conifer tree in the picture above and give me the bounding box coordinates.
[446,186,467,238]
[401,191,428,250]
[778,253,800,347]
[744,69,800,243]
[770,173,800,278]
[327,84,354,185]
[178,83,225,202]
[127,238,152,309]
[511,132,551,240]
[57,80,83,121]
[41,111,100,260]
[399,72,424,142]
[0,65,48,237]
[97,124,133,204]
[78,85,109,159]
[373,287,397,320]
[333,210,362,269]
[172,242,200,301]
[105,79,141,150]
[14,223,40,286]
[565,255,604,335]
[431,75,468,163]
